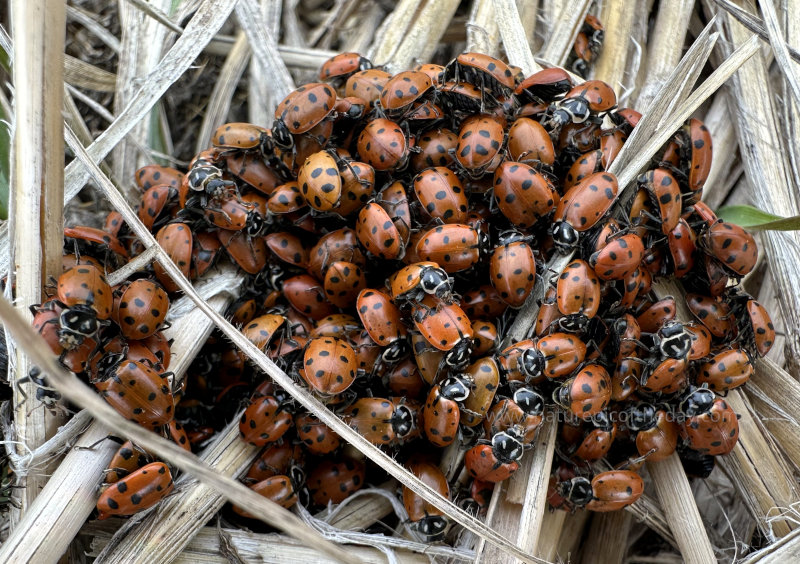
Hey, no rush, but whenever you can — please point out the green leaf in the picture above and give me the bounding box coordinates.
[716,204,800,231]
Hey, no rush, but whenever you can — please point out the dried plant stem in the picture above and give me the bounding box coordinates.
[535,510,569,561]
[475,481,524,564]
[700,92,739,208]
[517,0,540,51]
[648,454,716,563]
[742,528,800,563]
[539,0,592,67]
[96,420,260,563]
[322,481,397,530]
[9,0,67,519]
[0,293,231,563]
[386,0,461,72]
[368,0,421,67]
[492,0,540,74]
[592,0,637,90]
[248,1,280,127]
[466,0,500,57]
[624,494,678,550]
[578,510,631,564]
[196,31,251,154]
[757,0,800,108]
[635,0,696,108]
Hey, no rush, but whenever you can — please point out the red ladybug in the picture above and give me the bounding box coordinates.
[555,259,601,327]
[273,83,337,148]
[403,459,450,541]
[415,223,487,273]
[388,261,454,306]
[356,289,410,364]
[413,167,468,224]
[454,115,505,178]
[234,473,300,518]
[422,375,471,447]
[300,337,358,397]
[552,172,618,252]
[464,428,525,482]
[343,397,414,446]
[506,118,556,168]
[514,67,574,105]
[686,293,734,338]
[565,411,617,462]
[550,79,617,127]
[104,440,150,483]
[411,295,473,369]
[211,122,272,155]
[460,356,500,427]
[239,393,294,447]
[553,363,610,418]
[357,117,410,171]
[695,348,753,392]
[412,128,458,171]
[298,150,342,212]
[319,52,372,87]
[483,388,545,445]
[96,462,174,519]
[636,168,682,234]
[492,161,556,229]
[517,332,587,382]
[379,70,434,115]
[245,440,304,482]
[295,413,341,455]
[114,280,169,340]
[355,202,406,260]
[589,232,644,281]
[307,457,365,505]
[345,68,392,106]
[679,387,740,455]
[586,470,643,511]
[445,52,516,96]
[730,292,775,357]
[135,164,183,191]
[699,220,758,277]
[627,403,679,462]
[489,231,537,308]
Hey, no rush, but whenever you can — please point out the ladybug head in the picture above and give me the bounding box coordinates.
[245,210,266,238]
[443,338,473,370]
[551,221,580,253]
[571,59,589,79]
[391,404,416,438]
[289,464,306,489]
[679,387,715,418]
[552,380,574,411]
[519,348,545,381]
[382,338,411,364]
[416,515,448,541]
[626,403,657,432]
[272,119,294,150]
[27,366,46,386]
[557,96,591,124]
[96,352,126,380]
[419,266,452,300]
[187,165,222,192]
[658,320,691,360]
[496,229,526,247]
[58,305,100,347]
[514,387,545,416]
[557,313,589,333]
[492,429,524,463]
[440,375,472,402]
[558,476,593,507]
[590,410,615,431]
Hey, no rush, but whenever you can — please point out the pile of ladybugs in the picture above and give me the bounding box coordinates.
[30,42,775,541]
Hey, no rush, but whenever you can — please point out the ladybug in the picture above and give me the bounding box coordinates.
[549,79,617,127]
[357,117,410,171]
[311,314,361,339]
[483,388,545,445]
[412,295,474,368]
[283,274,337,321]
[319,52,372,87]
[586,470,643,512]
[635,296,678,333]
[96,462,174,519]
[460,356,500,427]
[57,264,113,320]
[412,167,468,224]
[415,223,487,273]
[355,202,406,260]
[114,280,169,340]
[104,440,150,483]
[388,261,455,306]
[403,460,450,541]
[93,354,175,429]
[699,220,758,277]
[555,259,601,328]
[666,219,697,278]
[489,231,537,308]
[492,161,556,229]
[566,412,617,462]
[411,128,458,171]
[611,358,641,402]
[461,285,508,319]
[553,363,610,418]
[636,168,682,234]
[298,150,342,212]
[464,428,525,483]
[588,233,644,281]
[234,473,300,518]
[514,67,574,105]
[137,184,177,231]
[211,122,272,156]
[518,332,587,382]
[226,151,281,195]
[379,70,434,115]
[627,403,679,462]
[264,232,309,268]
[307,227,366,280]
[245,440,304,482]
[240,313,287,358]
[552,172,619,252]
[383,358,426,399]
[422,375,471,447]
[300,337,358,396]
[239,393,294,446]
[345,68,392,106]
[307,457,365,505]
[267,181,307,214]
[678,387,740,455]
[323,261,366,309]
[445,52,516,96]
[64,225,129,264]
[506,118,556,168]
[695,348,753,392]
[686,293,734,338]
[471,320,499,356]
[728,291,775,357]
[684,118,713,199]
[454,115,505,178]
[684,322,713,361]
[154,222,193,292]
[135,164,183,191]
[295,412,341,455]
[273,83,337,149]
[438,81,484,113]
[343,397,414,446]
[356,289,411,364]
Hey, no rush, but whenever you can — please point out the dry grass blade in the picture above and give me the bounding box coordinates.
[235,0,295,114]
[63,116,546,563]
[124,0,183,34]
[714,0,800,62]
[196,31,251,154]
[63,55,117,92]
[539,0,592,66]
[625,493,679,551]
[535,510,569,561]
[247,1,280,128]
[466,0,500,57]
[648,453,716,563]
[757,0,800,109]
[592,0,637,89]
[610,31,759,192]
[65,5,122,52]
[492,0,539,74]
[61,0,235,204]
[368,0,421,67]
[386,0,461,72]
[635,0,696,109]
[9,0,67,518]
[608,18,718,182]
[742,528,800,563]
[578,511,632,564]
